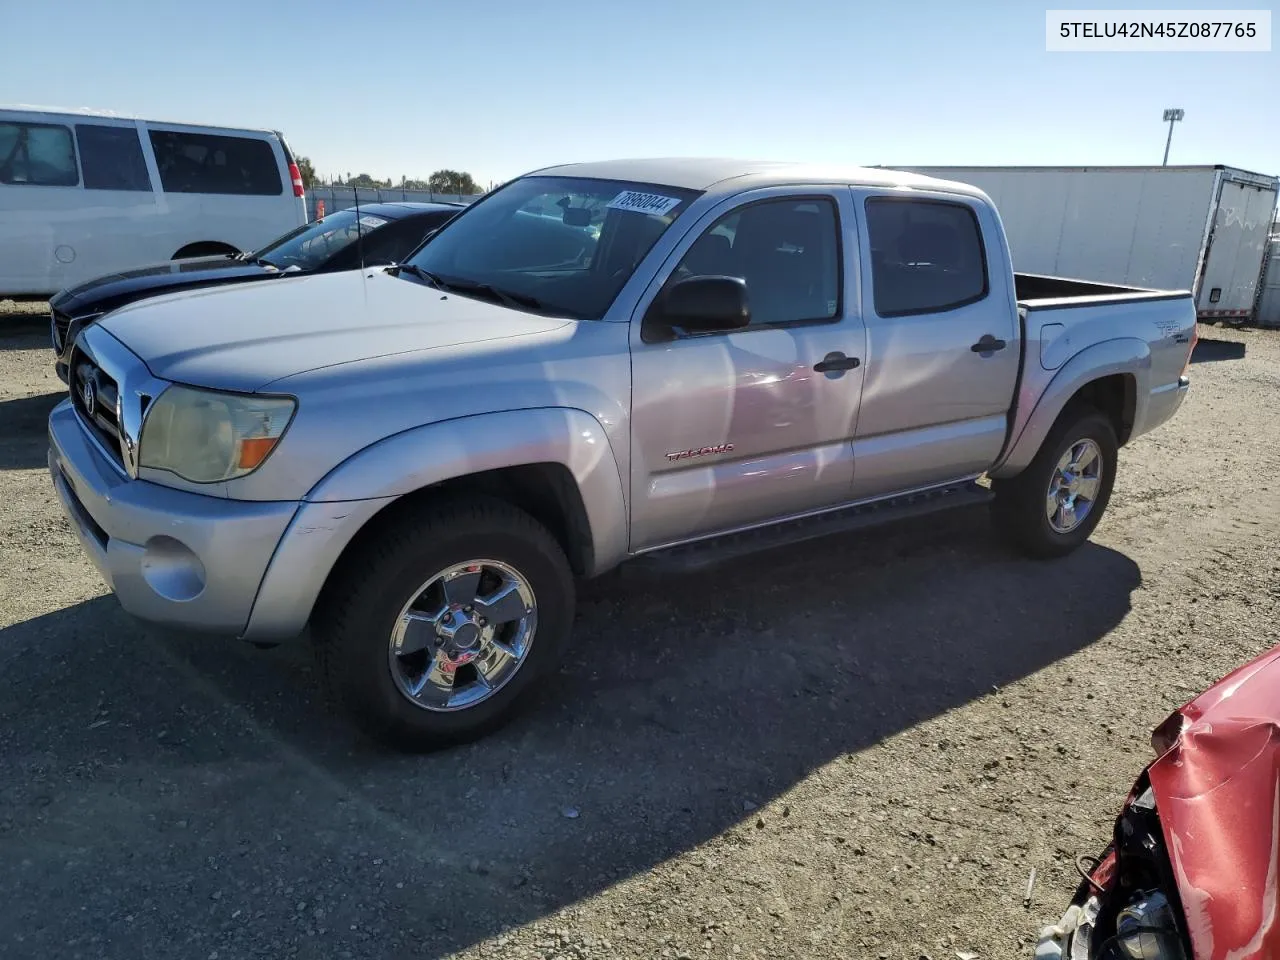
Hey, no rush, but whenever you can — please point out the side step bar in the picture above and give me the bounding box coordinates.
[629,480,994,574]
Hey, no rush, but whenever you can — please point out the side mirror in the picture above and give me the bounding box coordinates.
[659,275,750,335]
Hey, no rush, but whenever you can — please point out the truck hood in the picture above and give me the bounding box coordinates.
[97,269,574,392]
[1146,644,1280,960]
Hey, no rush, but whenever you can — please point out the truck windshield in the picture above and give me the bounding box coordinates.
[251,209,391,270]
[401,176,701,320]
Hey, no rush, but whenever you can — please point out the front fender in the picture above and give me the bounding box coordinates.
[990,338,1151,479]
[308,406,625,517]
[241,407,628,641]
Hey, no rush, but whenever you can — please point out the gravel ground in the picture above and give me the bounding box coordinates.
[1,310,1278,960]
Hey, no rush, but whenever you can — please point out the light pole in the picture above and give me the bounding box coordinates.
[1162,108,1185,166]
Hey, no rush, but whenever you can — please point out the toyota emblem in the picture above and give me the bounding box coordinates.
[81,379,96,418]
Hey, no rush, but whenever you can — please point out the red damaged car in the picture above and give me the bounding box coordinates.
[1036,645,1280,960]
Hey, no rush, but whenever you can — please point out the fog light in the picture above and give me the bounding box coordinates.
[140,535,206,602]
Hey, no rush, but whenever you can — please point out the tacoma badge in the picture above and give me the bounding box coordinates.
[665,443,734,463]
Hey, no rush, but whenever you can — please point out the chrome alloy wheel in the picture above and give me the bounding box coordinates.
[1046,439,1104,534]
[387,560,537,712]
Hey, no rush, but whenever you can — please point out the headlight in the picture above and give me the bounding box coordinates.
[139,385,296,483]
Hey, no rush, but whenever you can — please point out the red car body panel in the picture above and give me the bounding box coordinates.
[1146,645,1280,960]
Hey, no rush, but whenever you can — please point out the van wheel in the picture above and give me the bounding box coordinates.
[172,241,239,259]
[313,497,575,751]
[991,405,1118,559]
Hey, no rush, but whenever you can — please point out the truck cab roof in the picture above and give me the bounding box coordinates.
[529,158,991,200]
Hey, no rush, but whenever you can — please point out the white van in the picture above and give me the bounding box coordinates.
[0,106,308,295]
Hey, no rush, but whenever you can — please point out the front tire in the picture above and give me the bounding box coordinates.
[991,405,1118,559]
[313,497,575,751]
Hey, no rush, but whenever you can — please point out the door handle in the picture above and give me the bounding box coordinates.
[813,352,861,373]
[971,334,1007,354]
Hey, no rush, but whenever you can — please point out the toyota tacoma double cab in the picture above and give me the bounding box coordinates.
[47,159,1197,749]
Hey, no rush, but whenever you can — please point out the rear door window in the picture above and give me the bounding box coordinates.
[0,122,79,186]
[75,124,152,191]
[863,197,988,316]
[148,130,283,196]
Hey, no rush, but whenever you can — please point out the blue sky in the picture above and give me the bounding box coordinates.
[2,0,1274,186]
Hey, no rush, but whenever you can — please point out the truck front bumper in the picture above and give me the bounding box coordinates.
[47,399,300,636]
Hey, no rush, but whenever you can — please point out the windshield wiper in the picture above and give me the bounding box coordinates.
[389,263,446,289]
[390,267,555,314]
[436,277,545,311]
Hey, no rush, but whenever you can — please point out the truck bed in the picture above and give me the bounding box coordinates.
[1015,271,1175,304]
[1015,272,1195,323]
[1005,271,1196,482]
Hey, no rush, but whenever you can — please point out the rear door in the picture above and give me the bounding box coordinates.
[145,125,302,258]
[628,186,866,551]
[848,189,1019,500]
[1197,175,1279,321]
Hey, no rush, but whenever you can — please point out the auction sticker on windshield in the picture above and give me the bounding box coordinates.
[607,191,683,216]
[358,215,388,229]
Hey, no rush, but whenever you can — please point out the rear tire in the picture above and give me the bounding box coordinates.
[313,497,575,751]
[991,405,1118,559]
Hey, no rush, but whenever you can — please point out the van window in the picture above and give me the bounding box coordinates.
[0,122,79,187]
[148,130,283,196]
[864,197,988,317]
[75,124,152,192]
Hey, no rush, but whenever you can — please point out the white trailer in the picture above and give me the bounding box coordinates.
[1256,236,1280,329]
[895,165,1279,325]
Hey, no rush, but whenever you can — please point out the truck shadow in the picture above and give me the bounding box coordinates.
[0,509,1139,958]
[1191,337,1246,363]
[0,314,52,344]
[0,392,63,470]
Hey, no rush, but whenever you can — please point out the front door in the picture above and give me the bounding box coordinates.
[848,190,1020,500]
[628,188,867,552]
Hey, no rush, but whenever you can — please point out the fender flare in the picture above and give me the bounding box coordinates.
[989,338,1151,479]
[241,407,629,641]
[306,406,629,572]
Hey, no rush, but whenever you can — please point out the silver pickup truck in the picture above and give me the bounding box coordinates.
[47,159,1196,748]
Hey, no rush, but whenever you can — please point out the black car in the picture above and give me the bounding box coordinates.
[49,201,462,382]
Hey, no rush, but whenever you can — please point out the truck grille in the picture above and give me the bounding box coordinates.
[69,345,125,468]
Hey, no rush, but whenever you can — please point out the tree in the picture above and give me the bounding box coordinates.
[428,169,480,195]
[295,155,317,188]
[346,173,381,188]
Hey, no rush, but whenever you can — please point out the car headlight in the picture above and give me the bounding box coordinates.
[139,385,296,483]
